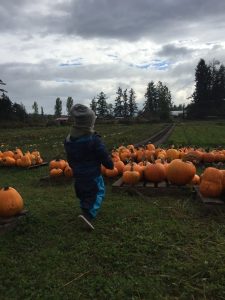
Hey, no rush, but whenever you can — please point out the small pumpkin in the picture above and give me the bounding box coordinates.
[49,159,67,170]
[105,167,119,178]
[50,168,63,177]
[64,166,73,177]
[122,170,140,185]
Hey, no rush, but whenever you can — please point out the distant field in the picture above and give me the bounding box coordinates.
[1,120,225,299]
[0,123,166,160]
[168,120,225,148]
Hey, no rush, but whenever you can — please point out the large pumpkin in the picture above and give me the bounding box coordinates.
[166,159,196,185]
[0,187,24,217]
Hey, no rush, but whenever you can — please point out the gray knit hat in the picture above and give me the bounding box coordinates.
[70,104,96,130]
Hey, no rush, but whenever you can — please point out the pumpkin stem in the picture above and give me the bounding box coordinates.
[3,187,10,191]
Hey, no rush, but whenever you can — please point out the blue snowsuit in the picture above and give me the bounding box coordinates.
[64,133,113,219]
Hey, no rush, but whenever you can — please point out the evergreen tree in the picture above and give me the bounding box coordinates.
[54,97,62,117]
[0,93,13,120]
[122,89,129,118]
[114,87,123,117]
[90,97,97,114]
[66,97,74,115]
[0,79,7,94]
[128,88,138,117]
[12,102,27,121]
[41,106,44,116]
[32,101,39,114]
[107,103,114,117]
[189,59,212,118]
[143,81,157,118]
[156,81,173,120]
[96,92,108,117]
[211,63,225,116]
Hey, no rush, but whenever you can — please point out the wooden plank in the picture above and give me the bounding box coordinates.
[112,177,191,197]
[0,210,28,234]
[0,209,28,224]
[27,162,48,169]
[39,176,73,184]
[193,186,225,205]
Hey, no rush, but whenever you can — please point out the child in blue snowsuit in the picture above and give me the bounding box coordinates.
[64,104,113,230]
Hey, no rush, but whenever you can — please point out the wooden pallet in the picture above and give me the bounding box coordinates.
[112,177,191,197]
[0,209,28,235]
[39,175,73,184]
[27,162,48,169]
[0,162,48,170]
[193,186,225,205]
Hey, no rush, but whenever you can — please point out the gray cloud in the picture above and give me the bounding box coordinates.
[1,0,225,42]
[1,0,225,114]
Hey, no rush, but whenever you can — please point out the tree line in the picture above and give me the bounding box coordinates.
[186,59,225,118]
[1,57,225,123]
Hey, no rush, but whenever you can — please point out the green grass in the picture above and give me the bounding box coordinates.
[1,121,225,299]
[168,120,225,148]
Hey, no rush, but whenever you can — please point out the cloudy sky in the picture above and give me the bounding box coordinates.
[1,0,225,114]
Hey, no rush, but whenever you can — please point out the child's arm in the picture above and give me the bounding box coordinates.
[94,136,114,170]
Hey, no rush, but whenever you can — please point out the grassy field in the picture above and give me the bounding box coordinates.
[168,120,225,148]
[1,121,225,299]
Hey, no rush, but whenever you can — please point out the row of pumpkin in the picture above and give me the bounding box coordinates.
[112,143,225,164]
[0,149,44,167]
[48,157,225,199]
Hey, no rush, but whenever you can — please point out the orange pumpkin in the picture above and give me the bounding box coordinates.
[166,148,180,161]
[49,159,67,170]
[64,166,73,177]
[146,143,155,151]
[2,156,16,166]
[105,167,119,178]
[0,187,24,217]
[199,180,223,198]
[50,168,63,177]
[190,174,200,185]
[201,167,223,183]
[122,170,140,185]
[144,163,166,183]
[166,159,196,185]
[2,151,14,158]
[114,160,125,174]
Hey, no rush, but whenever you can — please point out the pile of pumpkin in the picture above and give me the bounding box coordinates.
[49,159,73,178]
[101,143,225,198]
[110,144,225,165]
[0,148,44,168]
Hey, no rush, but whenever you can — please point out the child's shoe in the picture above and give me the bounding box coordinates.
[78,214,94,230]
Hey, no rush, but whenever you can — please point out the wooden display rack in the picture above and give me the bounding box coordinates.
[0,209,28,235]
[112,177,191,197]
